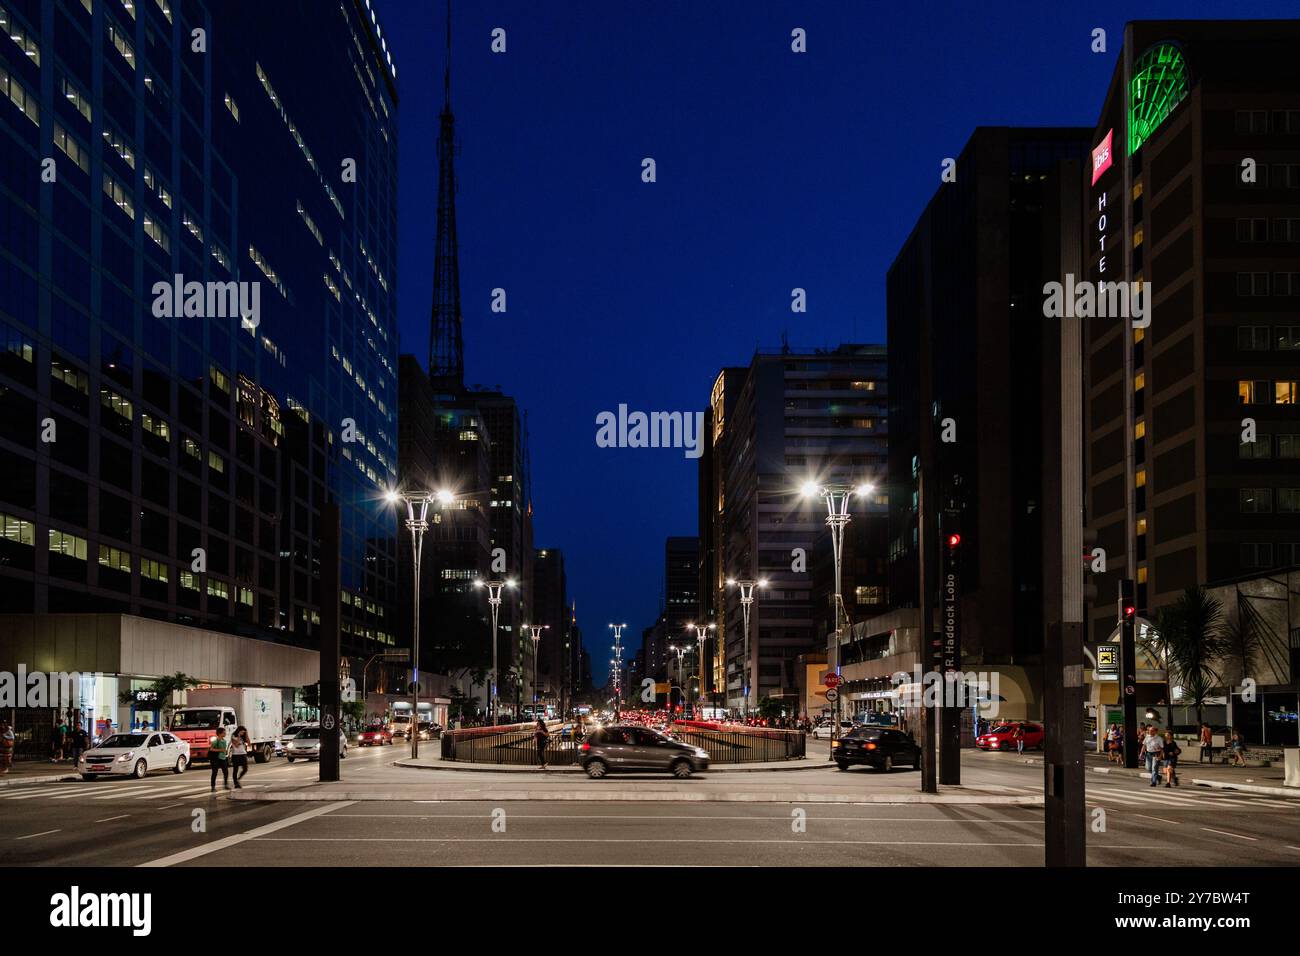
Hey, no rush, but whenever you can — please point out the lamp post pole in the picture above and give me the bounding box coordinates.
[609,623,626,718]
[476,579,517,725]
[687,622,714,717]
[727,581,766,720]
[526,624,548,716]
[800,481,875,755]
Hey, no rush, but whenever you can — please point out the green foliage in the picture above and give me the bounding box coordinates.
[1150,587,1232,726]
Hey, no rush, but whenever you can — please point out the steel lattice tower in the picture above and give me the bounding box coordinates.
[428,0,463,389]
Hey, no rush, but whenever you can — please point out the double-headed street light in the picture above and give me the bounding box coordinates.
[800,479,875,746]
[609,623,627,717]
[524,623,549,714]
[668,644,688,713]
[726,579,767,719]
[385,486,456,758]
[474,577,517,725]
[687,622,715,716]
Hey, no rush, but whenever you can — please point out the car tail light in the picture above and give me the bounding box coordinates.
[865,742,877,750]
[580,742,590,752]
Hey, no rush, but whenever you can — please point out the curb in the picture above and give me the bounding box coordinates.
[1189,779,1300,798]
[391,759,827,774]
[228,788,1044,805]
[0,771,80,788]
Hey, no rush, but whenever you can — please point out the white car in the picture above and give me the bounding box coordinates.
[276,722,314,756]
[811,721,853,740]
[80,732,191,780]
[284,727,348,762]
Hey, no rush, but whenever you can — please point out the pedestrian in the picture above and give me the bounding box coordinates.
[534,718,549,771]
[1162,731,1181,787]
[1228,731,1248,767]
[70,724,87,763]
[51,720,65,763]
[1105,724,1120,763]
[0,719,14,774]
[1142,725,1164,785]
[1013,724,1025,755]
[1199,722,1213,763]
[209,727,230,791]
[229,725,251,789]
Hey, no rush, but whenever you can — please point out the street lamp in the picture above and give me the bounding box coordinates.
[668,644,688,713]
[609,623,626,718]
[726,579,768,719]
[386,486,456,758]
[525,623,549,716]
[687,622,715,717]
[474,577,517,725]
[800,480,875,748]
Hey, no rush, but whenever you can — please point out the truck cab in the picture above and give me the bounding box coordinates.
[169,706,237,760]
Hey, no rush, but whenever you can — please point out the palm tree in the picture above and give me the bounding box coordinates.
[1148,587,1232,728]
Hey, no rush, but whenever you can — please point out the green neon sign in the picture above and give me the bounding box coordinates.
[1128,43,1189,155]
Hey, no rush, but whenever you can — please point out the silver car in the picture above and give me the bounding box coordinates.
[284,727,348,762]
[579,724,709,779]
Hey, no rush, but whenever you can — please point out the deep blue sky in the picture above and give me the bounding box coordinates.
[377,0,1290,664]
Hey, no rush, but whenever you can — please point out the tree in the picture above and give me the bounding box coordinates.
[118,672,198,729]
[1149,587,1232,728]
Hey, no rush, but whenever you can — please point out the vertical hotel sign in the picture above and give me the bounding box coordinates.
[1093,128,1115,274]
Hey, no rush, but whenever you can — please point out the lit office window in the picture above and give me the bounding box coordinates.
[141,558,168,583]
[49,529,88,560]
[61,76,92,122]
[98,544,131,572]
[107,19,135,69]
[143,215,169,252]
[103,173,135,219]
[102,124,135,168]
[0,63,39,125]
[100,387,134,420]
[0,512,35,547]
[1277,381,1299,405]
[53,123,90,173]
[224,91,239,121]
[0,4,40,66]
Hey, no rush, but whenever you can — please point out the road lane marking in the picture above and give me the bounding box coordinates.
[137,800,355,867]
[326,813,1041,822]
[14,829,61,840]
[94,814,131,823]
[1131,813,1180,824]
[1200,827,1257,841]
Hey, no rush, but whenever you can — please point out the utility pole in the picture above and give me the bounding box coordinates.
[319,502,341,782]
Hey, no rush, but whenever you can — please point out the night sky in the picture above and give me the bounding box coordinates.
[378,0,1290,666]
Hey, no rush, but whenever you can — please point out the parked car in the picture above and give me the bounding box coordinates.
[832,726,921,772]
[811,720,854,740]
[579,724,710,779]
[976,722,1045,752]
[284,727,348,762]
[357,724,393,747]
[80,732,191,780]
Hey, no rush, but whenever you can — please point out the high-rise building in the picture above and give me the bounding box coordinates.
[0,0,399,741]
[887,128,1091,722]
[703,346,888,714]
[1082,21,1300,732]
[532,547,567,706]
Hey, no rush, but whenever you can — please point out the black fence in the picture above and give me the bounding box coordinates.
[440,723,806,765]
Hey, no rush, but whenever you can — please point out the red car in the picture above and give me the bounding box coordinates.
[357,725,393,747]
[976,722,1045,752]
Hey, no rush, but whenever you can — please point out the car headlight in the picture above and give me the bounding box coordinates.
[116,753,132,762]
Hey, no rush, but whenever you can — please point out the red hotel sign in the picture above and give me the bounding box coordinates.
[1091,128,1114,186]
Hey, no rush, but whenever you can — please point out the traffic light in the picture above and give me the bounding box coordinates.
[946,533,961,548]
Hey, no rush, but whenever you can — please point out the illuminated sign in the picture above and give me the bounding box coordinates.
[1128,43,1189,155]
[1091,129,1113,186]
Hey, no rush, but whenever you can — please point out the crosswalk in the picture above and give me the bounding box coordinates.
[0,780,269,804]
[981,782,1297,812]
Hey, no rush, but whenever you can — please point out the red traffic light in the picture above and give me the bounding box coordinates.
[946,534,961,548]
[1124,605,1136,618]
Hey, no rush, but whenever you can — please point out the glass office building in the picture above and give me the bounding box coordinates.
[0,0,399,661]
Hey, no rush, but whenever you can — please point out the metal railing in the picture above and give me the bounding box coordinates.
[668,726,805,763]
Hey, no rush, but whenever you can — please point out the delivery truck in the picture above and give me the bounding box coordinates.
[169,686,283,762]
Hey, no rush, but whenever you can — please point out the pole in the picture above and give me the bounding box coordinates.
[409,511,423,759]
[490,594,500,725]
[917,263,939,794]
[319,502,341,782]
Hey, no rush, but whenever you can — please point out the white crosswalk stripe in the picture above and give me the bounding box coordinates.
[0,785,85,800]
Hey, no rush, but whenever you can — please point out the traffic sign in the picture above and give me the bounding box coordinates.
[825,688,839,702]
[824,674,842,689]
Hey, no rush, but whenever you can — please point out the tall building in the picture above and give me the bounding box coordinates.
[703,346,889,714]
[532,547,567,707]
[1082,21,1300,734]
[887,128,1091,721]
[0,0,399,742]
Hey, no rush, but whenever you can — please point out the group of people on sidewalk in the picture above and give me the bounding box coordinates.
[1103,721,1252,782]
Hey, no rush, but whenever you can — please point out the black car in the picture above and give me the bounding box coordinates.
[832,726,921,772]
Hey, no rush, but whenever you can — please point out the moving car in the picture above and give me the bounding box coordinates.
[284,727,349,762]
[976,722,1045,752]
[276,722,314,756]
[832,726,921,772]
[357,724,393,747]
[579,724,710,779]
[80,732,191,780]
[811,720,854,740]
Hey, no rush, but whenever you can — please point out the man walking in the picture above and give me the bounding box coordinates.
[1143,725,1165,786]
[1199,723,1213,763]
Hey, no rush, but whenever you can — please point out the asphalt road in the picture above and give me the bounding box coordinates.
[2,746,1296,867]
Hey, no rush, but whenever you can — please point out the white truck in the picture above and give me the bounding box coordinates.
[169,687,284,763]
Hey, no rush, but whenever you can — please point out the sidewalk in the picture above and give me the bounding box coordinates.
[0,760,80,788]
[1003,748,1298,797]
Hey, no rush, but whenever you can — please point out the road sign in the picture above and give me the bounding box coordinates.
[825,688,839,702]
[824,674,842,689]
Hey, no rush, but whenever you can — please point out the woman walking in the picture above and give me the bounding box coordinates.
[209,727,230,791]
[229,726,251,789]
[1105,724,1120,763]
[0,719,14,775]
[534,718,550,771]
[1161,732,1181,787]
